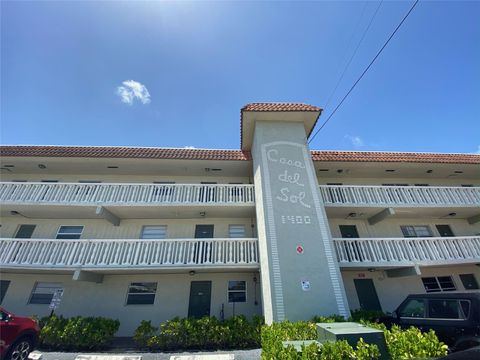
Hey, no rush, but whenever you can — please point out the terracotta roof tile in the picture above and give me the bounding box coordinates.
[311,151,480,164]
[0,146,251,161]
[1,146,479,164]
[241,103,322,112]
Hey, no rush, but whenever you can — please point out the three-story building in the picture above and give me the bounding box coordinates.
[1,103,479,335]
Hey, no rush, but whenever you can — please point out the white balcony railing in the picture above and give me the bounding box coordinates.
[0,182,255,206]
[0,238,259,269]
[334,236,480,266]
[320,185,480,207]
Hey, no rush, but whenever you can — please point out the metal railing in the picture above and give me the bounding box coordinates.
[320,185,480,207]
[0,182,255,206]
[0,238,259,269]
[333,236,480,265]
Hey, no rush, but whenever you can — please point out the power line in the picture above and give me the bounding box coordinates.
[309,0,419,145]
[323,0,384,111]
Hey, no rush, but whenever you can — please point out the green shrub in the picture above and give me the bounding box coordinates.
[311,314,346,323]
[144,315,263,351]
[133,320,158,348]
[39,315,120,350]
[383,324,448,359]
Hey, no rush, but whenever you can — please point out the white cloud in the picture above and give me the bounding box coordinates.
[184,146,196,149]
[344,135,365,148]
[116,80,151,105]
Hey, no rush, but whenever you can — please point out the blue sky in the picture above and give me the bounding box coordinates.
[1,1,479,153]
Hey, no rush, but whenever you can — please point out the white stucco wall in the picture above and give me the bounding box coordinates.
[0,271,262,336]
[342,264,480,313]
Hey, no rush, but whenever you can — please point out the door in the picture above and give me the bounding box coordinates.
[195,225,214,238]
[188,281,212,318]
[339,225,361,261]
[194,225,214,263]
[354,279,382,311]
[436,225,454,237]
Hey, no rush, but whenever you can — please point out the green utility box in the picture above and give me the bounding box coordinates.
[317,322,389,360]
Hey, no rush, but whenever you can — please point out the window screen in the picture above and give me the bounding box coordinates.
[126,282,157,305]
[229,225,246,238]
[56,226,83,239]
[401,225,433,238]
[141,226,167,239]
[422,276,456,293]
[29,282,63,304]
[228,281,246,303]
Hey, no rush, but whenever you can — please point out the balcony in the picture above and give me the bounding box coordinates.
[0,182,256,219]
[319,185,480,221]
[0,238,259,272]
[333,236,480,268]
[319,185,480,207]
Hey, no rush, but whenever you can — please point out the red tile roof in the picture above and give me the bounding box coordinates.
[311,151,480,164]
[1,146,479,164]
[0,146,251,161]
[240,103,322,149]
[241,103,322,112]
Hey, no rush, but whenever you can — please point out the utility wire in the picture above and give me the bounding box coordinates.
[324,0,384,110]
[309,0,419,144]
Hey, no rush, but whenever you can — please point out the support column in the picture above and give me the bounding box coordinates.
[243,107,349,323]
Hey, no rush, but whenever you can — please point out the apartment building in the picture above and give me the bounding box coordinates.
[1,103,479,336]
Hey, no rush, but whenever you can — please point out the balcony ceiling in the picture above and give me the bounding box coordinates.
[0,157,253,177]
[0,204,256,220]
[314,161,480,180]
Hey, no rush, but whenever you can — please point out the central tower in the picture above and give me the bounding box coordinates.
[242,103,349,323]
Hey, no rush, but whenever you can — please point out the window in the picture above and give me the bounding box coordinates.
[228,281,246,303]
[401,225,433,238]
[422,276,456,293]
[429,299,464,319]
[229,225,246,238]
[459,274,479,290]
[41,180,59,183]
[14,224,36,238]
[398,299,425,318]
[126,282,157,305]
[460,300,471,318]
[29,282,63,304]
[141,226,167,239]
[56,226,83,239]
[0,280,11,304]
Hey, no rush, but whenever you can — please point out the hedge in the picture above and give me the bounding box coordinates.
[134,315,263,351]
[39,315,120,350]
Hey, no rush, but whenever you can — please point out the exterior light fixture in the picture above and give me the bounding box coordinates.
[107,166,119,169]
[426,170,433,173]
[200,212,206,217]
[368,268,376,272]
[38,164,46,169]
[189,270,196,276]
[10,211,20,215]
[448,212,457,217]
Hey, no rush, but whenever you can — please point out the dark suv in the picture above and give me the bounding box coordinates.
[387,293,480,351]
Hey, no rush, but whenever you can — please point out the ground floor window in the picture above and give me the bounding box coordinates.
[0,280,11,304]
[422,276,456,293]
[126,282,157,305]
[29,282,63,304]
[228,280,246,303]
[459,274,479,290]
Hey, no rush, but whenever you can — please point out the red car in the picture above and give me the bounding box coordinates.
[0,308,40,360]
